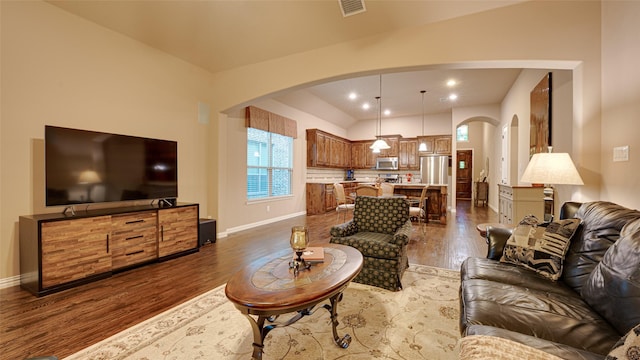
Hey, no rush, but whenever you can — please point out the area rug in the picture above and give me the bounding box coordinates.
[64,264,461,360]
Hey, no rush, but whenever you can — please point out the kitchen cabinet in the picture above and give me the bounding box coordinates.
[324,183,336,212]
[306,183,336,214]
[350,142,365,169]
[399,138,419,170]
[498,184,544,224]
[306,182,359,215]
[434,136,452,155]
[417,136,434,155]
[308,128,443,169]
[350,141,376,169]
[330,137,351,168]
[378,136,399,157]
[417,135,452,156]
[307,129,351,168]
[393,184,448,224]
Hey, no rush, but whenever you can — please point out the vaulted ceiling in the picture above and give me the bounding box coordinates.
[48,0,527,125]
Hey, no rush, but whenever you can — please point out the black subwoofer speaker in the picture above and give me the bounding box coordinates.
[198,218,216,246]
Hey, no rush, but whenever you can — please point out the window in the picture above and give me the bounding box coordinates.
[247,127,293,200]
[456,124,469,142]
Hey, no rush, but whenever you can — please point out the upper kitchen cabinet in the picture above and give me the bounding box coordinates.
[434,136,452,155]
[351,140,376,169]
[307,129,351,168]
[399,138,419,170]
[330,137,351,168]
[377,136,400,157]
[417,135,452,156]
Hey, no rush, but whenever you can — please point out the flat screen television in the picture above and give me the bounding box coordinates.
[45,125,178,206]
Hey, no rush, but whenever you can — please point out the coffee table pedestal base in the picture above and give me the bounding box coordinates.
[246,292,351,360]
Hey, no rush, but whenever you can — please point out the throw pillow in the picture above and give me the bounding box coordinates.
[500,215,581,281]
[606,323,640,360]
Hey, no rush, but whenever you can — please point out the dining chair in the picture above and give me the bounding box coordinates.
[355,184,380,197]
[380,183,395,197]
[409,186,428,225]
[333,183,355,222]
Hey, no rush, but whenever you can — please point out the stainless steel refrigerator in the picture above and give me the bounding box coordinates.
[420,156,449,185]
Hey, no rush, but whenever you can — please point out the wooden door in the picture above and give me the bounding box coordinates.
[456,150,473,200]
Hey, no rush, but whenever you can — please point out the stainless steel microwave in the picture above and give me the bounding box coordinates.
[376,157,398,170]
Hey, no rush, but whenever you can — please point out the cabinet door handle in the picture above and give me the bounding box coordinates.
[106,234,110,253]
[160,225,164,241]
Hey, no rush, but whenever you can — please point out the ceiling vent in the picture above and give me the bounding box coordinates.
[338,0,366,17]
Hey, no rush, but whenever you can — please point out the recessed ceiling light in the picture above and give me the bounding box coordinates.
[384,109,391,116]
[362,103,370,110]
[449,93,458,101]
[348,92,357,100]
[447,79,457,87]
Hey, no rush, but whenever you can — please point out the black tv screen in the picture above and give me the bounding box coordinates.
[45,126,178,206]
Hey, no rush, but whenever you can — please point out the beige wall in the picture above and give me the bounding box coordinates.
[214,1,603,233]
[1,2,214,280]
[601,1,640,210]
[347,112,452,141]
[497,68,580,215]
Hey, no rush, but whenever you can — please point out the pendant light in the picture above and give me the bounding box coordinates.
[418,90,427,151]
[370,75,390,152]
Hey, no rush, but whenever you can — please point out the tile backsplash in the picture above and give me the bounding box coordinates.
[305,168,419,183]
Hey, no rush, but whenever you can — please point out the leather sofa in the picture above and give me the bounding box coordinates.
[459,201,640,359]
[330,195,412,291]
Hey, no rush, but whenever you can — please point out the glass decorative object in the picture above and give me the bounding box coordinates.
[289,225,311,276]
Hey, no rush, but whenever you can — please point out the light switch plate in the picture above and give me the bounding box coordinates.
[613,145,629,162]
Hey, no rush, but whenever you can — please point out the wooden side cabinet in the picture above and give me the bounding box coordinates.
[158,205,199,258]
[19,203,199,296]
[39,216,112,290]
[498,184,544,224]
[111,211,158,270]
[475,182,489,207]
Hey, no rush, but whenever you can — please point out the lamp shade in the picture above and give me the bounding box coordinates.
[520,152,584,185]
[370,138,390,150]
[78,170,102,184]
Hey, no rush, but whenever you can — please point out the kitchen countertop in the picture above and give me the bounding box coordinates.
[393,183,448,188]
[306,181,448,187]
[306,179,376,184]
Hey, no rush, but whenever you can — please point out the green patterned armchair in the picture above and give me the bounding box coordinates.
[330,196,412,291]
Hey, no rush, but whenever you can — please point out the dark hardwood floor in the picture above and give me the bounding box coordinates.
[0,200,496,359]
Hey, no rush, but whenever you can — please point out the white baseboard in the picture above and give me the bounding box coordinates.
[0,275,20,289]
[221,211,307,237]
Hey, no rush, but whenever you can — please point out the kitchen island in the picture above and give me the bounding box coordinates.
[305,181,447,224]
[393,184,447,224]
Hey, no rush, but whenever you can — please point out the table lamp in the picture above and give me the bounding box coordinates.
[520,149,583,222]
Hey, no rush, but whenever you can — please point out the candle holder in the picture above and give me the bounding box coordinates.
[289,225,311,276]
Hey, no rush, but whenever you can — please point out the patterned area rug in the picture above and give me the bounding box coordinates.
[64,265,461,360]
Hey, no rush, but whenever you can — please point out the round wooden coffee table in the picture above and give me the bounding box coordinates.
[225,243,363,360]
